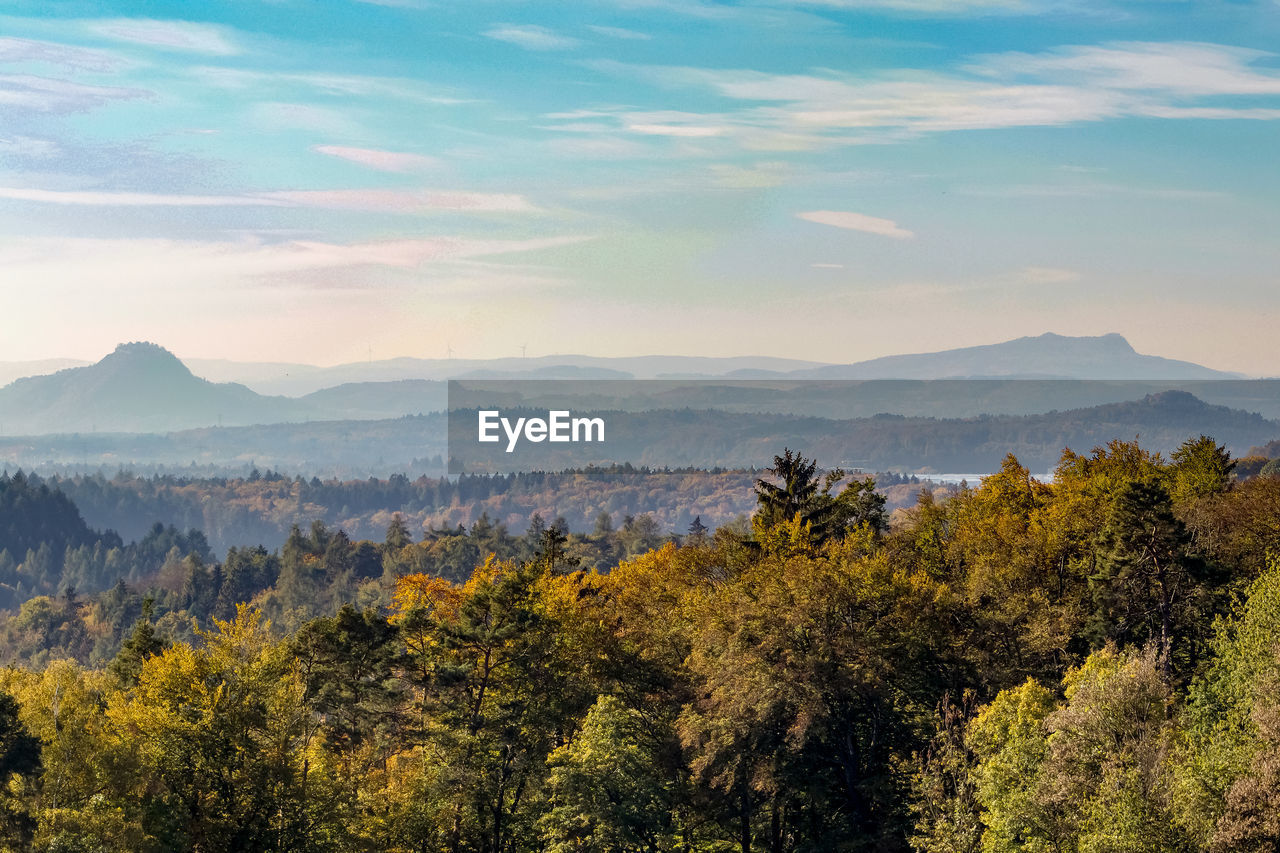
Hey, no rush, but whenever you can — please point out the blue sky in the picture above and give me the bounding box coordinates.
[1,0,1278,372]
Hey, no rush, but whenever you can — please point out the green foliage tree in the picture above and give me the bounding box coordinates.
[1090,479,1201,676]
[754,449,887,549]
[541,695,675,853]
[1169,435,1235,505]
[109,597,169,686]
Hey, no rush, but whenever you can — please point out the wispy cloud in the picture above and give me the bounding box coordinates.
[955,182,1229,200]
[88,18,239,56]
[580,41,1280,152]
[0,187,287,207]
[797,210,914,238]
[971,42,1280,97]
[587,25,652,40]
[772,0,1028,12]
[626,122,729,137]
[0,37,122,71]
[0,186,539,213]
[0,234,592,293]
[0,74,150,113]
[0,136,59,159]
[484,25,580,51]
[312,145,440,172]
[192,67,470,105]
[261,189,538,212]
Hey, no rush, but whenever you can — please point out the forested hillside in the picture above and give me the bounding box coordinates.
[38,466,929,553]
[7,389,1279,478]
[0,437,1276,850]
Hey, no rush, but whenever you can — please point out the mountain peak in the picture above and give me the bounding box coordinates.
[99,342,195,380]
[1018,332,1135,353]
[0,342,305,435]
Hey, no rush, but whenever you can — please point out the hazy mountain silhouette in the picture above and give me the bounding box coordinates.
[0,342,309,434]
[186,355,824,395]
[791,333,1238,380]
[0,336,1250,437]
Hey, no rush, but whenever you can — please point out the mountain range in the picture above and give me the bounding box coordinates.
[182,332,1241,393]
[0,334,1262,436]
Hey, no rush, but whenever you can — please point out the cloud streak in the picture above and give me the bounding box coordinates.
[797,210,914,238]
[0,234,593,282]
[88,18,239,55]
[312,145,440,172]
[0,73,150,113]
[484,25,580,51]
[0,37,123,71]
[0,186,540,212]
[578,42,1280,152]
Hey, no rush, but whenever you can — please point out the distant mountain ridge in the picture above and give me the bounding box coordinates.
[189,333,1242,390]
[0,336,1253,437]
[788,333,1239,380]
[0,333,1241,397]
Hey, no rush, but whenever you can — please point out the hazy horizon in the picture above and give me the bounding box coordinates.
[0,331,1251,377]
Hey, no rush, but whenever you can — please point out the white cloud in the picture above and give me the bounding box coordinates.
[797,210,914,238]
[810,262,845,268]
[193,67,470,105]
[972,42,1280,97]
[0,187,288,207]
[0,73,150,112]
[587,25,652,40]
[0,37,122,71]
[261,189,538,212]
[626,122,728,137]
[0,135,59,159]
[955,182,1228,200]
[582,42,1280,152]
[0,233,592,283]
[312,145,440,172]
[88,18,239,55]
[775,0,1027,11]
[0,186,540,213]
[484,25,580,51]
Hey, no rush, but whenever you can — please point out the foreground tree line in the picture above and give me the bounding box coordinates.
[0,437,1277,850]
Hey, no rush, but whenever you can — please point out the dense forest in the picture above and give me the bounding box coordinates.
[0,437,1278,850]
[29,466,929,553]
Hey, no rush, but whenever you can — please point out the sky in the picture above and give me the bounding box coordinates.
[1,0,1278,373]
